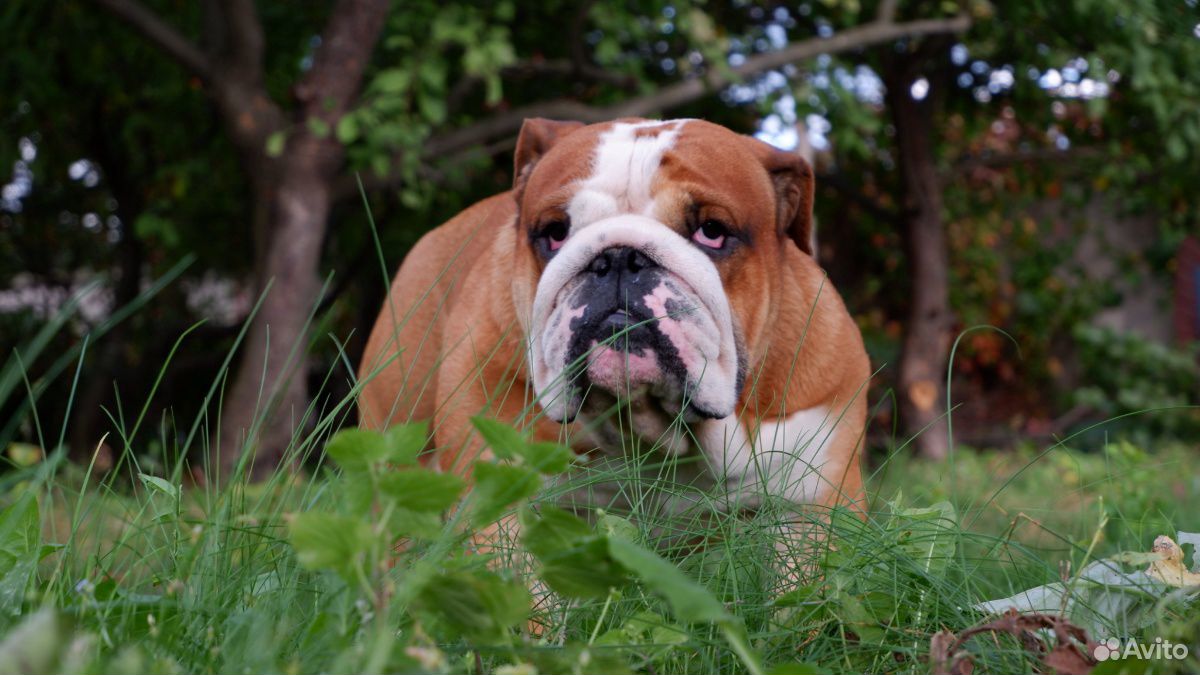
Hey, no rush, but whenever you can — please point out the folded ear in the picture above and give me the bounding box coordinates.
[743,137,816,255]
[513,118,586,188]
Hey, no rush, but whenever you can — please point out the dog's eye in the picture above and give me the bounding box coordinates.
[693,219,728,249]
[541,220,569,251]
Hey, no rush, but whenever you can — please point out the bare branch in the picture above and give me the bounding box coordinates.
[876,0,900,24]
[294,0,390,117]
[208,0,266,78]
[502,59,638,89]
[345,13,972,197]
[952,146,1104,171]
[93,0,212,80]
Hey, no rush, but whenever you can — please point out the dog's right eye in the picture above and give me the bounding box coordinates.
[539,219,569,252]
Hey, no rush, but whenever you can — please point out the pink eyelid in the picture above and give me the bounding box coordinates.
[692,228,725,248]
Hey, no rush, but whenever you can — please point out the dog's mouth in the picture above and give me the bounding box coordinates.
[554,304,723,422]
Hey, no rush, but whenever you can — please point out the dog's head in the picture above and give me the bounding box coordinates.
[509,118,814,425]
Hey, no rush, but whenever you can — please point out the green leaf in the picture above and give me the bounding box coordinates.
[469,418,573,473]
[521,506,626,598]
[377,469,465,512]
[470,417,524,460]
[265,130,286,157]
[307,117,330,139]
[887,500,958,576]
[335,114,359,144]
[471,461,541,523]
[389,508,445,539]
[598,512,639,543]
[523,441,574,475]
[417,93,446,125]
[385,421,427,465]
[326,428,388,472]
[288,512,373,575]
[137,473,179,500]
[416,570,530,640]
[0,493,40,615]
[374,68,411,94]
[607,537,730,624]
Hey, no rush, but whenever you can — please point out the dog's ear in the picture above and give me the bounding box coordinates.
[513,118,585,189]
[744,137,816,255]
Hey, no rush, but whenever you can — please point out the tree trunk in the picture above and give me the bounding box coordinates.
[213,0,389,477]
[885,57,954,461]
[215,160,329,476]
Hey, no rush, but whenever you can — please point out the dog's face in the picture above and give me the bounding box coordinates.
[510,118,815,427]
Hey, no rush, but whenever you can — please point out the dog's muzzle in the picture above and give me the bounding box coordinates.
[527,216,742,423]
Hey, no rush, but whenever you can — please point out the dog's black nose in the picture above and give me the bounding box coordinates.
[586,247,657,277]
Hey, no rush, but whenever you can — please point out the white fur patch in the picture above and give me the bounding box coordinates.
[567,120,686,230]
[698,406,840,506]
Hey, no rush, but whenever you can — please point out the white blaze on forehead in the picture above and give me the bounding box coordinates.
[568,120,687,231]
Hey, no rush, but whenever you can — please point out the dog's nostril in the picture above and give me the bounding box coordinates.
[627,249,652,273]
[587,253,612,276]
[587,247,657,277]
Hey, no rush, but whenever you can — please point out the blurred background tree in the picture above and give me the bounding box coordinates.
[2,0,1196,474]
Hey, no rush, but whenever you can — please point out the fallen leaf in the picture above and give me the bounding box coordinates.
[930,609,1097,675]
[1144,535,1200,587]
[976,531,1200,637]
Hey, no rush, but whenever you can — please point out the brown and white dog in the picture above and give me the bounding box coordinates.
[358,118,870,556]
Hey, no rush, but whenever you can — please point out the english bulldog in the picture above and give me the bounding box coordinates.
[358,118,870,568]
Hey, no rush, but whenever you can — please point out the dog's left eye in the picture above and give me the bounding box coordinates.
[692,219,728,249]
[536,219,569,254]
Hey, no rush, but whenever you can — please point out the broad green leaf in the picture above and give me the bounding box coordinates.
[307,117,330,139]
[416,570,530,641]
[469,418,573,473]
[389,508,444,539]
[377,469,465,512]
[288,512,373,575]
[385,421,428,465]
[417,93,446,125]
[265,130,286,157]
[521,506,626,598]
[470,462,541,524]
[335,114,359,144]
[325,428,388,472]
[888,500,958,576]
[608,537,730,624]
[470,417,524,460]
[599,512,640,543]
[523,441,574,475]
[373,69,411,93]
[0,493,40,615]
[137,473,179,500]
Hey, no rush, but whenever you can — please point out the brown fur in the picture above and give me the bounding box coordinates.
[358,119,869,513]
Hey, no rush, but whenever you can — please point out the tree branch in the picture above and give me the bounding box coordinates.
[345,12,972,196]
[93,0,212,81]
[207,0,266,79]
[294,0,390,118]
[876,0,900,24]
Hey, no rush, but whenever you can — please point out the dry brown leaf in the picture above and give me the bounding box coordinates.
[1144,535,1200,587]
[929,608,1098,675]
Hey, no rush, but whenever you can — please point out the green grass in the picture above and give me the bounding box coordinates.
[3,383,1199,675]
[2,206,1197,673]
